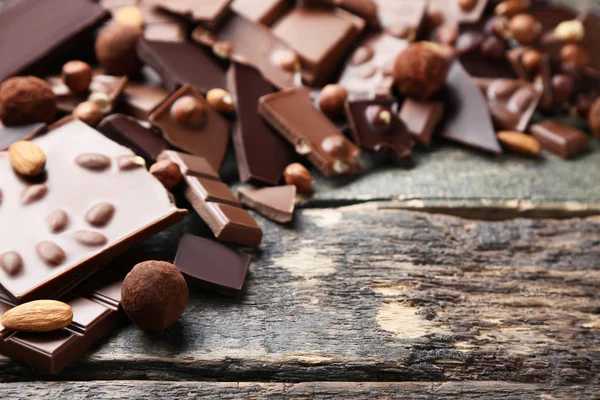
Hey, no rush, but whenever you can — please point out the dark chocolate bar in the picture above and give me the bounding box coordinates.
[530,120,590,159]
[158,150,263,247]
[237,185,296,223]
[398,99,444,147]
[0,119,186,303]
[0,122,47,151]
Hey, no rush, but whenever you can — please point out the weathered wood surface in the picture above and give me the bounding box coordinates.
[1,206,598,387]
[0,381,597,399]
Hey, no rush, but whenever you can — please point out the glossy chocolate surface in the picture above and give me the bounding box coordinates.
[232,0,293,26]
[48,74,128,113]
[399,99,444,147]
[237,185,296,223]
[0,122,47,151]
[530,120,590,159]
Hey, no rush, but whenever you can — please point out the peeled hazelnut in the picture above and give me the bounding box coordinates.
[554,20,585,42]
[393,42,450,100]
[212,41,232,59]
[480,36,507,60]
[318,84,348,119]
[8,140,46,177]
[508,14,541,45]
[321,135,350,158]
[114,6,144,29]
[150,160,183,189]
[551,74,574,105]
[206,88,234,114]
[0,76,57,126]
[365,105,392,128]
[560,44,590,68]
[62,61,93,94]
[435,26,459,47]
[171,96,205,126]
[589,97,600,139]
[522,49,542,72]
[87,92,112,114]
[121,261,188,332]
[495,0,530,18]
[72,102,103,126]
[271,49,300,71]
[95,24,142,75]
[458,0,478,12]
[283,163,313,193]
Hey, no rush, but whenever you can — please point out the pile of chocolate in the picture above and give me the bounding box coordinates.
[0,0,599,375]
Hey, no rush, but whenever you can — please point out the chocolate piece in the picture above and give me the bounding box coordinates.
[158,150,263,247]
[441,62,502,154]
[530,120,590,159]
[47,74,128,114]
[398,99,444,147]
[0,0,110,82]
[174,234,251,297]
[272,6,366,86]
[0,275,125,374]
[154,0,232,29]
[345,98,414,165]
[150,84,230,172]
[0,120,186,303]
[428,0,488,27]
[98,114,169,161]
[338,34,408,99]
[375,0,427,37]
[578,11,600,73]
[238,185,296,223]
[231,0,293,26]
[531,4,577,34]
[0,122,46,151]
[122,67,170,120]
[192,11,297,90]
[227,62,294,185]
[259,87,362,177]
[137,39,226,93]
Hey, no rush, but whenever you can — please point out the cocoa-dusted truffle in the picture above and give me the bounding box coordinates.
[121,261,188,332]
[393,42,450,100]
[0,76,57,126]
[95,24,142,75]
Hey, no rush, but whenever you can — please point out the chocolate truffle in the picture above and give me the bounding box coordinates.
[0,76,57,125]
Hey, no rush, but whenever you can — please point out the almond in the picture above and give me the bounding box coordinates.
[8,140,46,176]
[497,131,541,156]
[1,300,72,332]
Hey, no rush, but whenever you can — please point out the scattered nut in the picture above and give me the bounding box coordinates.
[589,97,600,139]
[75,153,111,171]
[554,20,585,42]
[0,76,57,126]
[560,44,590,68]
[171,96,205,126]
[72,101,103,126]
[365,105,392,128]
[271,48,300,71]
[114,6,144,29]
[21,184,48,205]
[393,42,450,100]
[121,260,188,332]
[497,131,541,156]
[150,159,183,189]
[95,24,142,75]
[47,209,69,233]
[522,49,542,72]
[283,163,313,193]
[212,41,232,59]
[495,0,530,18]
[458,0,478,12]
[8,140,46,176]
[62,61,93,94]
[85,202,115,227]
[321,135,350,158]
[318,84,348,119]
[0,251,23,276]
[0,300,72,332]
[508,14,541,45]
[36,241,66,267]
[87,92,112,114]
[206,88,234,114]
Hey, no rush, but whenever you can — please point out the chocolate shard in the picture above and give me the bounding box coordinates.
[398,99,444,147]
[238,185,296,223]
[227,61,295,185]
[232,0,294,26]
[530,120,590,159]
[174,234,252,297]
[0,122,46,151]
[441,62,503,154]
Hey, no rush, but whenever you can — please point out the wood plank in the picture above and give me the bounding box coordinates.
[1,207,598,384]
[0,381,597,399]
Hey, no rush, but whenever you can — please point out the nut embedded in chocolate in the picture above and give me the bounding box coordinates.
[560,44,590,68]
[271,49,300,71]
[365,105,392,128]
[72,101,103,127]
[62,61,93,94]
[393,42,450,100]
[588,97,600,139]
[284,163,313,194]
[212,40,233,59]
[87,92,112,115]
[321,135,351,158]
[318,84,348,119]
[507,14,541,45]
[95,24,142,75]
[150,159,183,190]
[121,260,188,332]
[0,76,57,126]
[171,95,205,126]
[522,49,542,72]
[206,88,234,114]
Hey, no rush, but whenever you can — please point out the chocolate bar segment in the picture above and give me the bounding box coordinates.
[158,150,262,247]
[530,120,590,159]
[0,122,47,151]
[231,0,293,26]
[375,0,427,38]
[399,99,444,147]
[0,120,186,303]
[237,185,296,223]
[259,87,362,177]
[150,84,230,172]
[227,62,294,185]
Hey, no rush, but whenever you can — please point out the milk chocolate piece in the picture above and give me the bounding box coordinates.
[272,6,366,86]
[158,150,263,247]
[338,34,408,99]
[231,0,293,26]
[150,84,230,171]
[399,99,444,147]
[122,67,170,120]
[47,74,128,113]
[345,98,414,165]
[0,122,46,151]
[441,62,502,154]
[97,114,169,161]
[137,39,226,93]
[259,87,362,177]
[154,0,232,29]
[0,120,186,303]
[0,0,110,82]
[237,185,296,223]
[530,120,590,159]
[174,234,251,297]
[375,0,427,37]
[227,62,294,185]
[306,0,379,27]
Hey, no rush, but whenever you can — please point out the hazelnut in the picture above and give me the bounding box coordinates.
[393,42,450,100]
[485,16,509,38]
[283,163,313,193]
[560,44,590,68]
[554,20,585,42]
[365,105,392,128]
[95,24,142,75]
[480,36,507,60]
[62,61,93,94]
[114,6,144,29]
[589,97,600,139]
[318,84,348,119]
[321,135,350,158]
[121,261,188,332]
[507,14,541,45]
[458,0,478,12]
[521,49,542,72]
[212,41,232,59]
[551,74,574,105]
[271,49,300,71]
[171,96,205,126]
[435,26,459,47]
[0,76,57,126]
[495,0,530,18]
[87,92,112,114]
[72,101,103,126]
[425,9,445,31]
[150,160,183,189]
[206,88,234,114]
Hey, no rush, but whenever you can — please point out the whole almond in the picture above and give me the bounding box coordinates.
[75,153,111,171]
[497,131,541,156]
[85,202,115,227]
[1,300,73,332]
[8,140,46,176]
